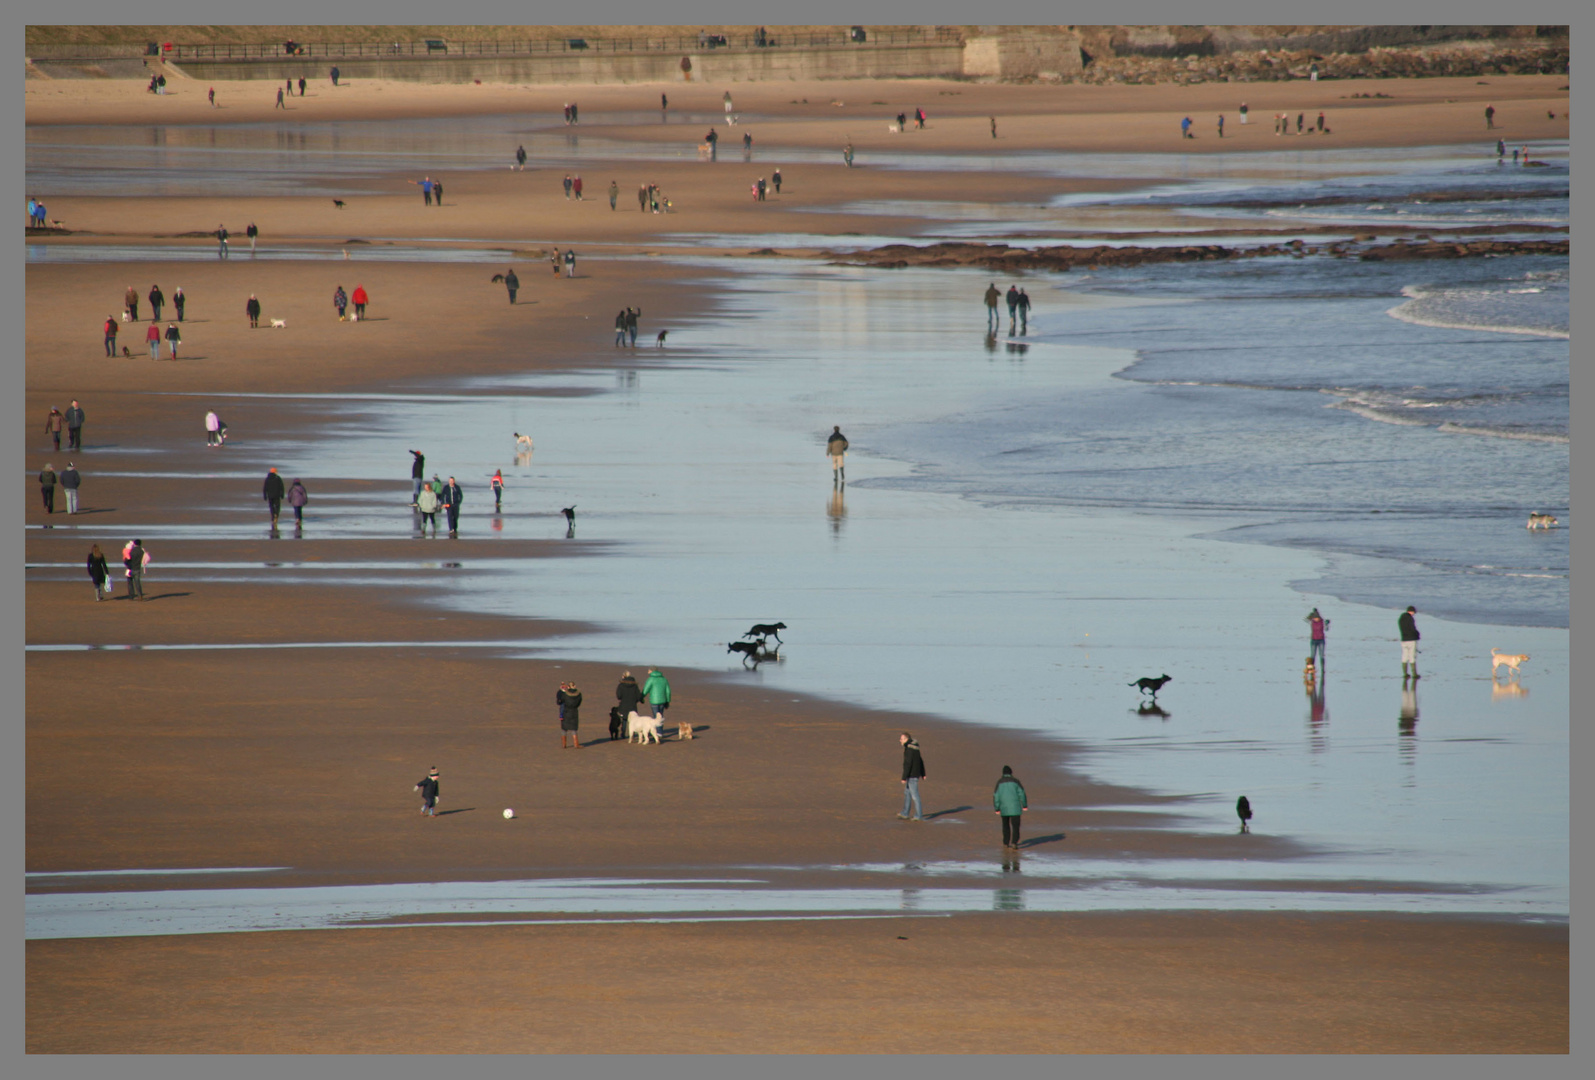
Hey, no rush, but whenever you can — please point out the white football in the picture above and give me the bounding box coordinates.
[503,808,515,819]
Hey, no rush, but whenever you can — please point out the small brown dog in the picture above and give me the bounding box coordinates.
[676,721,694,740]
[121,345,131,357]
[1303,657,1317,682]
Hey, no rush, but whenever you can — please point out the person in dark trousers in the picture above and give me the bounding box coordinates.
[491,469,504,512]
[1485,103,1495,129]
[125,285,140,322]
[990,115,998,139]
[827,426,849,484]
[984,282,1000,332]
[66,400,84,450]
[1017,288,1031,334]
[415,768,439,816]
[125,538,147,600]
[276,87,285,109]
[1217,113,1224,137]
[263,467,285,526]
[286,477,308,525]
[1399,605,1421,677]
[148,284,164,322]
[616,670,644,724]
[993,765,1028,847]
[433,179,443,205]
[1237,795,1252,833]
[163,322,181,359]
[441,476,463,536]
[626,306,640,347]
[246,294,261,328]
[298,76,306,97]
[216,224,229,259]
[516,145,527,170]
[247,222,258,252]
[351,285,368,319]
[615,309,629,346]
[609,180,619,209]
[173,286,185,321]
[504,268,519,304]
[330,66,340,86]
[773,168,782,194]
[899,732,925,820]
[1005,285,1020,334]
[333,285,348,320]
[44,406,64,451]
[1305,608,1329,670]
[104,315,118,356]
[59,462,81,514]
[557,682,584,748]
[87,543,110,601]
[409,449,425,504]
[38,463,56,514]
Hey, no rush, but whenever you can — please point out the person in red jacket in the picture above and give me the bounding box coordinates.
[145,321,161,359]
[351,284,368,320]
[104,315,118,356]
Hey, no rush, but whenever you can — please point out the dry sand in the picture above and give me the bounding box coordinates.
[24,73,1569,1054]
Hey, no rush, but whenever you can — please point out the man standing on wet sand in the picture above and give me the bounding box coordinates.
[827,426,848,484]
[1399,605,1421,677]
[1017,288,1031,334]
[1485,103,1495,129]
[263,467,285,526]
[984,282,1000,332]
[899,732,925,820]
[993,765,1027,847]
[504,268,520,304]
[66,400,85,450]
[626,306,640,346]
[442,476,464,536]
[1006,284,1020,335]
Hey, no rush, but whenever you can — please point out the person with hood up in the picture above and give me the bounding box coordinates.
[87,543,110,601]
[415,768,440,816]
[263,467,285,526]
[642,667,672,718]
[148,284,165,322]
[993,765,1028,848]
[899,732,926,820]
[557,682,584,748]
[286,477,308,525]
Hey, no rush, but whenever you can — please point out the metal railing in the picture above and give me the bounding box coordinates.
[165,26,962,62]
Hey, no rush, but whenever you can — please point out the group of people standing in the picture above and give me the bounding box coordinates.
[26,196,49,228]
[261,467,310,528]
[411,177,443,206]
[409,450,466,536]
[85,539,149,601]
[983,283,1034,334]
[557,668,673,747]
[896,732,1031,848]
[613,306,642,346]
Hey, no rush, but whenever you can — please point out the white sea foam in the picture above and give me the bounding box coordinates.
[1386,283,1569,339]
[1436,422,1569,444]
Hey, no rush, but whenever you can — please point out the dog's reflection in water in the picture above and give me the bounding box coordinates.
[1136,701,1170,720]
[514,450,533,469]
[1491,675,1530,701]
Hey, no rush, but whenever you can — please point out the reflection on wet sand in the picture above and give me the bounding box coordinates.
[1307,677,1328,754]
[827,485,846,537]
[1492,675,1529,701]
[1399,677,1420,777]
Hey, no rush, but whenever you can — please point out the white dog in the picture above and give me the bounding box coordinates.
[1490,648,1529,677]
[627,710,661,744]
[514,432,534,452]
[121,312,131,323]
[1526,513,1558,530]
[269,318,287,329]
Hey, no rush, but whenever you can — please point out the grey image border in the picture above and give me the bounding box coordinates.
[14,0,1579,1074]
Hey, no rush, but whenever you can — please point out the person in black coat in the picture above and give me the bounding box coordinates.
[1398,606,1421,677]
[504,268,519,304]
[899,732,926,820]
[1236,795,1253,833]
[612,671,644,740]
[148,284,165,322]
[441,476,464,536]
[263,467,285,525]
[87,543,110,601]
[557,682,584,748]
[246,294,261,328]
[415,768,440,816]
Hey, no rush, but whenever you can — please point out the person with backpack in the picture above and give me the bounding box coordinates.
[993,765,1028,848]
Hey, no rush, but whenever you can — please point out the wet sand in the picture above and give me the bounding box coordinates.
[24,74,1569,1053]
[26,913,1568,1053]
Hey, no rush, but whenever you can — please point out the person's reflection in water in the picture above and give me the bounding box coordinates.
[491,515,504,533]
[899,885,921,911]
[984,332,998,355]
[1005,341,1028,359]
[1398,675,1419,776]
[827,485,846,538]
[1307,676,1328,753]
[993,887,1025,911]
[1001,848,1022,874]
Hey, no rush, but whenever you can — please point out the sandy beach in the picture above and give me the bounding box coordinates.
[25,70,1569,1053]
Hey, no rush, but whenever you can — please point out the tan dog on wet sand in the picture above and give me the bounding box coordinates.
[1490,648,1529,677]
[1527,513,1558,530]
[676,721,694,740]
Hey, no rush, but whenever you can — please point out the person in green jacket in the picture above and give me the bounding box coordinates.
[993,765,1028,848]
[642,667,672,718]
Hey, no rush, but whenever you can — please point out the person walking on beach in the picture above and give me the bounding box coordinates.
[333,285,348,320]
[1017,288,1031,334]
[772,168,782,194]
[563,174,573,200]
[125,285,139,322]
[44,407,64,451]
[148,284,165,322]
[516,144,527,170]
[1180,116,1193,139]
[608,180,619,210]
[441,476,464,536]
[351,284,368,319]
[298,76,306,97]
[1316,111,1326,132]
[276,87,285,110]
[1217,114,1225,138]
[205,410,223,446]
[416,480,440,535]
[145,321,161,360]
[208,86,216,108]
[286,477,308,526]
[990,116,998,139]
[247,222,258,252]
[59,462,81,514]
[263,467,285,527]
[616,670,644,725]
[173,286,185,322]
[433,179,443,206]
[330,66,340,86]
[564,249,576,278]
[66,400,84,450]
[993,765,1028,847]
[743,130,753,155]
[1398,605,1421,678]
[415,768,440,816]
[642,667,672,719]
[1296,113,1304,134]
[572,176,583,201]
[984,282,1001,332]
[246,294,261,328]
[723,90,733,114]
[491,469,504,512]
[407,449,426,504]
[1239,101,1249,124]
[1496,138,1506,159]
[216,224,229,259]
[1005,285,1020,335]
[124,538,148,600]
[899,732,926,820]
[626,307,640,346]
[503,267,519,304]
[557,682,584,748]
[615,309,629,346]
[104,315,119,356]
[550,250,563,276]
[163,322,181,359]
[1237,795,1253,833]
[414,177,433,206]
[88,543,110,601]
[1485,103,1495,129]
[827,425,849,484]
[638,184,648,212]
[38,463,57,514]
[1305,607,1329,671]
